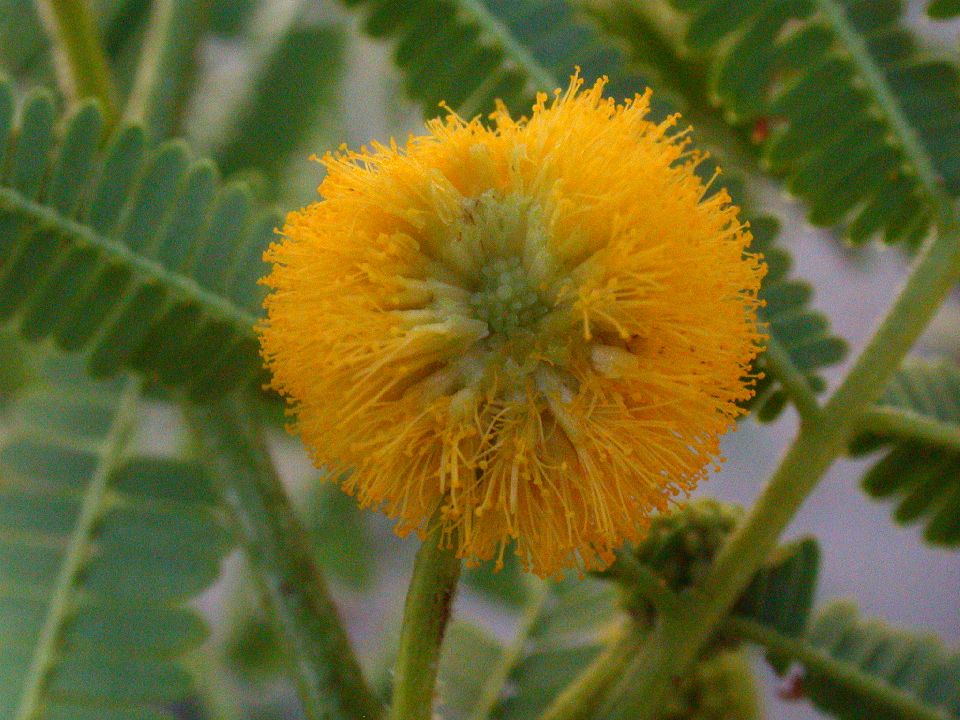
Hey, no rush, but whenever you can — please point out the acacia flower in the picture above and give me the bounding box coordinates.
[259,76,766,577]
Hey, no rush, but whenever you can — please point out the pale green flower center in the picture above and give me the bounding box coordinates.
[419,189,576,397]
[470,256,550,338]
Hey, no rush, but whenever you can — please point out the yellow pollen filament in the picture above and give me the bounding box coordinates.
[258,74,766,578]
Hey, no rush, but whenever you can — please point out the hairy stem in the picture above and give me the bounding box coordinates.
[390,519,462,720]
[185,396,384,720]
[35,0,116,122]
[602,206,960,719]
[761,337,823,422]
[858,406,960,451]
[726,617,950,720]
[539,620,646,720]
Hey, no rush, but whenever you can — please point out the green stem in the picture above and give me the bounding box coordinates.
[858,406,960,451]
[15,379,140,720]
[184,396,384,720]
[539,620,646,720]
[602,205,960,720]
[390,517,462,720]
[761,337,823,423]
[35,0,116,123]
[124,0,211,136]
[725,617,951,720]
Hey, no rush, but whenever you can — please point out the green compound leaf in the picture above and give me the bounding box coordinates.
[339,0,642,116]
[735,536,821,674]
[804,603,960,720]
[850,359,960,547]
[660,0,960,244]
[732,602,960,720]
[747,215,848,421]
[0,80,279,401]
[436,576,618,720]
[213,22,346,199]
[0,355,231,720]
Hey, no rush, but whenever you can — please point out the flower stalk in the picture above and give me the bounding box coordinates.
[390,517,463,720]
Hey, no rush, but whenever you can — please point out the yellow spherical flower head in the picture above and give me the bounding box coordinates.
[259,76,766,578]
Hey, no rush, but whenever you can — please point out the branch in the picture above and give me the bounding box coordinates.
[857,406,960,452]
[184,395,384,720]
[539,619,646,720]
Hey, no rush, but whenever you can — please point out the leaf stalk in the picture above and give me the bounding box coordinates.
[725,616,951,720]
[858,406,960,452]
